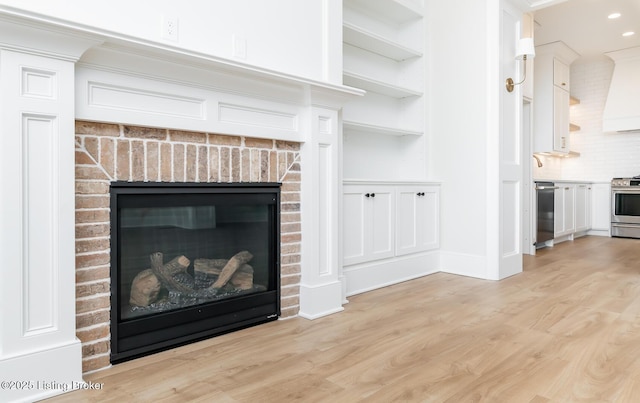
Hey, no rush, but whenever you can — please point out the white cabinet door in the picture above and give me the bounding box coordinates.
[395,186,439,256]
[533,45,578,155]
[368,188,395,260]
[575,184,591,232]
[343,188,366,265]
[343,185,394,266]
[555,184,575,237]
[553,86,570,153]
[553,58,570,89]
[563,184,576,234]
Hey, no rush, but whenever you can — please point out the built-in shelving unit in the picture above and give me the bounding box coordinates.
[342,0,426,182]
[340,1,437,301]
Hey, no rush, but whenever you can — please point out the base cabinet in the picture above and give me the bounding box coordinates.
[555,184,575,237]
[343,185,395,266]
[395,186,439,256]
[554,182,592,241]
[574,184,592,233]
[343,182,440,296]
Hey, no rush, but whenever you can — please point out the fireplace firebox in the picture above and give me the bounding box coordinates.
[110,182,281,363]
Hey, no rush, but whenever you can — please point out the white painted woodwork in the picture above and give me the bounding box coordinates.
[75,46,361,143]
[342,182,440,295]
[395,185,440,256]
[0,0,340,84]
[0,7,361,401]
[430,0,528,280]
[533,41,579,155]
[342,185,395,266]
[0,20,100,401]
[553,58,570,89]
[554,183,576,238]
[298,107,345,320]
[589,183,611,236]
[341,0,426,183]
[574,184,592,233]
[489,1,524,280]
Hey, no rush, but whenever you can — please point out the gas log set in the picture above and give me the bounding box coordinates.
[127,250,260,317]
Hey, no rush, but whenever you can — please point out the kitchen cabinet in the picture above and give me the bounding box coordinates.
[553,181,593,241]
[342,0,426,182]
[553,86,570,151]
[534,41,579,155]
[555,184,575,237]
[574,184,592,233]
[343,184,395,266]
[553,58,570,89]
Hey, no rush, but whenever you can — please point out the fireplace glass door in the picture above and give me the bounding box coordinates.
[110,182,280,363]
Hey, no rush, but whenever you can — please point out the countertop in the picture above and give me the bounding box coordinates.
[534,179,611,185]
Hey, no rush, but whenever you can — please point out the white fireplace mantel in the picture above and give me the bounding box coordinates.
[0,10,362,402]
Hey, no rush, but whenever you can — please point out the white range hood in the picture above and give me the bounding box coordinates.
[603,46,640,133]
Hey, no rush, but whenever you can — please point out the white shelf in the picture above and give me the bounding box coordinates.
[345,0,423,24]
[343,71,422,98]
[344,120,423,137]
[343,22,422,61]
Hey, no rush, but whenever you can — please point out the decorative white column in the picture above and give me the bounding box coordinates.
[298,105,345,319]
[0,17,100,402]
[298,81,363,318]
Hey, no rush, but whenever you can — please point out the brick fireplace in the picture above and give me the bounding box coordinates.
[0,11,360,402]
[74,121,302,372]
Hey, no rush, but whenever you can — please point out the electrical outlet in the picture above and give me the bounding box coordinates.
[232,34,247,59]
[162,16,179,41]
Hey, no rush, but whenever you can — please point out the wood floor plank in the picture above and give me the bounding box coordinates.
[43,236,640,402]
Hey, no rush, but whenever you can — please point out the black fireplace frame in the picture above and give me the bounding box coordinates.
[109,182,281,364]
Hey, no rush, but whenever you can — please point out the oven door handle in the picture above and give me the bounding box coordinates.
[535,186,559,190]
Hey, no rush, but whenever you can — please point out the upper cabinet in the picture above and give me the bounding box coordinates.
[533,41,580,156]
[342,0,426,182]
[552,58,570,89]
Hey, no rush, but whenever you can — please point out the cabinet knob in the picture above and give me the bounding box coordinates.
[417,192,425,196]
[365,193,376,198]
[562,82,566,86]
[370,193,376,198]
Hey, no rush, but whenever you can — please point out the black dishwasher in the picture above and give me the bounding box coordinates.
[535,181,556,247]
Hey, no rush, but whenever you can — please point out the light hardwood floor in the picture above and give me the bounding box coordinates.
[44,236,640,402]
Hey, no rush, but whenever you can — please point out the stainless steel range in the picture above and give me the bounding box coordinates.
[611,177,640,238]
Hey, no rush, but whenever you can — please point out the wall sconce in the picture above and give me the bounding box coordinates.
[506,38,535,92]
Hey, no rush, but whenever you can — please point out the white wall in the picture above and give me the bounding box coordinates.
[0,0,339,83]
[534,57,640,181]
[428,0,490,260]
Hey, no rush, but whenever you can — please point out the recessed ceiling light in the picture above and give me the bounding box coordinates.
[608,12,621,19]
[623,31,635,37]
